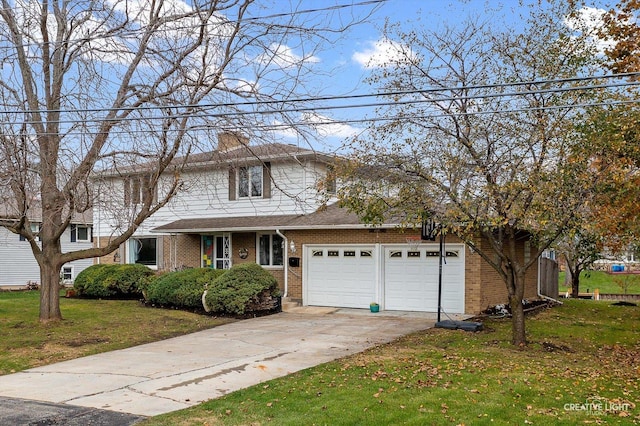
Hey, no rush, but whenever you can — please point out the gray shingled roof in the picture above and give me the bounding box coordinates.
[99,143,336,177]
[152,203,397,233]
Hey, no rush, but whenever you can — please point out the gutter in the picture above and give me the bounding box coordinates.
[275,229,288,298]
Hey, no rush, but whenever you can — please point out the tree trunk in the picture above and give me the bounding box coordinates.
[38,223,64,322]
[39,260,62,322]
[507,267,527,346]
[510,294,526,346]
[571,269,581,299]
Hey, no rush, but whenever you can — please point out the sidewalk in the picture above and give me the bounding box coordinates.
[0,309,444,423]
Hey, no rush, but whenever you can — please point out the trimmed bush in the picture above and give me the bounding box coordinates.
[74,264,153,298]
[143,268,226,309]
[204,263,280,315]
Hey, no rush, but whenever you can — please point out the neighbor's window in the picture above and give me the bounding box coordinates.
[70,225,91,242]
[61,266,73,282]
[258,234,283,266]
[238,165,263,198]
[19,223,40,241]
[129,237,157,267]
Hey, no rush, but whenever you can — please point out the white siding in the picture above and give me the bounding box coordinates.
[96,159,330,237]
[0,226,94,287]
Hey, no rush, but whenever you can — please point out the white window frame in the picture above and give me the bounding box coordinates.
[61,266,74,283]
[257,233,284,267]
[73,225,91,242]
[128,237,158,270]
[238,165,263,198]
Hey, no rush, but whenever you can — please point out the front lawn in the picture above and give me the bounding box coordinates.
[559,270,640,294]
[144,299,640,425]
[0,290,234,375]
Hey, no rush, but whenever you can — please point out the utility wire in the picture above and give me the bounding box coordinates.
[0,72,638,120]
[12,98,640,138]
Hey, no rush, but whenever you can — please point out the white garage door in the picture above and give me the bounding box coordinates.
[384,244,465,313]
[305,246,376,308]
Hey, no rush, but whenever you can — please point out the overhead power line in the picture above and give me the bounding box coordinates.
[0,72,639,120]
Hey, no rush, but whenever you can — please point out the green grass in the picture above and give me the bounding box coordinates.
[143,299,640,425]
[559,270,640,294]
[0,290,234,375]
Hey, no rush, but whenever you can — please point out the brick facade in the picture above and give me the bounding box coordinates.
[96,228,540,314]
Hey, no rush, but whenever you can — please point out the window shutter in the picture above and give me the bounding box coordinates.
[90,226,94,243]
[228,167,237,201]
[70,224,76,242]
[263,162,272,199]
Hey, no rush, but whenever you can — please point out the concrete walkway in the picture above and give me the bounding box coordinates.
[0,308,449,423]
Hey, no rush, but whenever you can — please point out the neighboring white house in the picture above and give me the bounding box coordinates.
[0,221,94,288]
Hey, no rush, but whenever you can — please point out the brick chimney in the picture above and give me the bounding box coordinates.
[217,132,249,152]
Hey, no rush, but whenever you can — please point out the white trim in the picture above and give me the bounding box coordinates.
[151,224,403,234]
[61,265,74,284]
[256,232,284,267]
[74,225,91,242]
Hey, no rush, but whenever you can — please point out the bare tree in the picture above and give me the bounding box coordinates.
[337,3,604,346]
[0,0,373,322]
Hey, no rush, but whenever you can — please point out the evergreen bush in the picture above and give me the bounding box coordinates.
[204,263,280,315]
[143,268,226,309]
[74,264,153,298]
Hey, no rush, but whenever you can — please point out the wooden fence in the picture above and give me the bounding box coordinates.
[539,257,559,299]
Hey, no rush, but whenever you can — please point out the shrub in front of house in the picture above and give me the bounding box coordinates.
[143,268,226,309]
[204,263,281,315]
[73,264,153,298]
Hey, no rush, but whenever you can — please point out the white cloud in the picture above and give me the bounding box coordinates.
[257,43,320,69]
[301,112,360,138]
[564,6,616,54]
[352,38,415,68]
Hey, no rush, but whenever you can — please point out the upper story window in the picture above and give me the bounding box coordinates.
[70,224,92,242]
[229,162,271,200]
[239,165,263,198]
[124,174,157,206]
[325,164,337,195]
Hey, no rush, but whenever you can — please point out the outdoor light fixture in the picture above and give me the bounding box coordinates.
[421,215,438,241]
[289,240,296,253]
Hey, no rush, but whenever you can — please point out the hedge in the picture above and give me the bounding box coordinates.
[73,264,153,298]
[143,268,226,309]
[203,263,280,315]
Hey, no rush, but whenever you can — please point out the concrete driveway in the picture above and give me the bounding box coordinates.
[0,308,443,423]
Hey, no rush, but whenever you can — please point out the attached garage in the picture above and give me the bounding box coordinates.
[383,244,465,313]
[304,243,465,313]
[304,245,377,308]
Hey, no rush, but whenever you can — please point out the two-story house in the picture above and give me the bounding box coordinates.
[94,133,540,314]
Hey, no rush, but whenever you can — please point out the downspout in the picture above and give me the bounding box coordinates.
[96,201,100,264]
[275,229,288,298]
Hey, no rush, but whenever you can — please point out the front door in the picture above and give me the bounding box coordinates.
[202,234,231,269]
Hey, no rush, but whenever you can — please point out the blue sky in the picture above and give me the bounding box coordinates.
[278,0,611,148]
